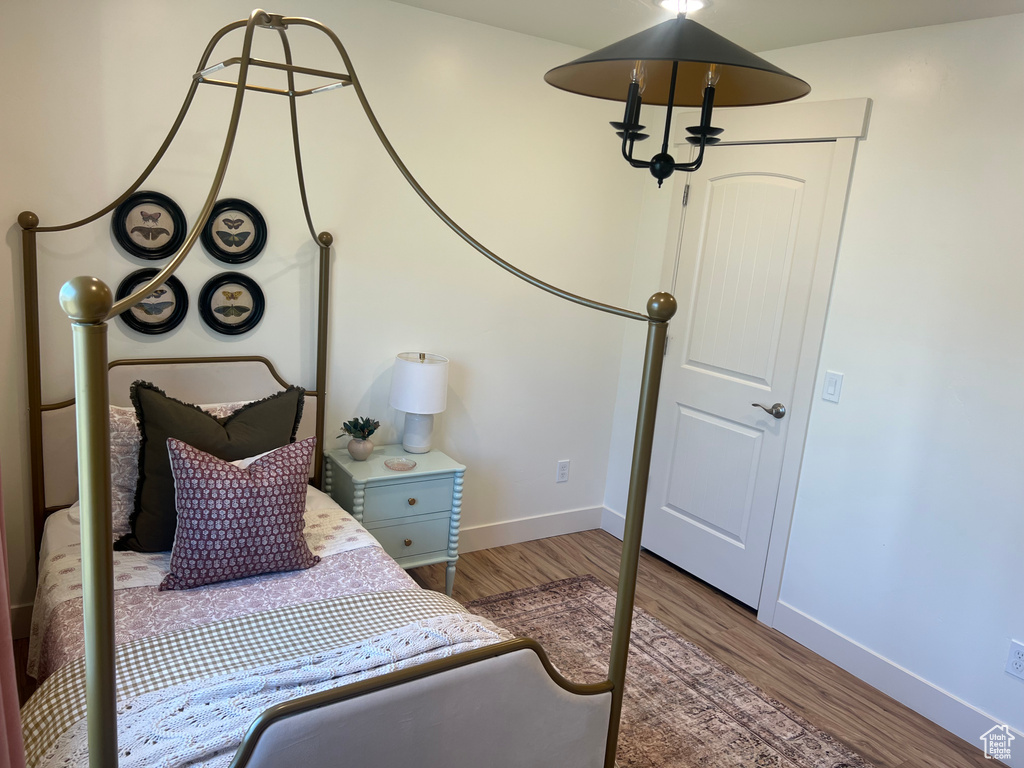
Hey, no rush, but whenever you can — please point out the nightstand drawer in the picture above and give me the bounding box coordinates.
[369,517,449,559]
[362,477,454,523]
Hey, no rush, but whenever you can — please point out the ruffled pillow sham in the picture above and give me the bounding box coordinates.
[116,381,304,553]
[101,401,252,538]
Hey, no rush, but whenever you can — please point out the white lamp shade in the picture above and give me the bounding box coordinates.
[389,353,449,414]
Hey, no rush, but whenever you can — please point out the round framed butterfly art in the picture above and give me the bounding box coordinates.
[200,198,267,264]
[112,191,187,260]
[199,272,266,335]
[115,269,189,335]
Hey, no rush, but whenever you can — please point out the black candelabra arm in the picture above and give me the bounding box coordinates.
[616,80,718,185]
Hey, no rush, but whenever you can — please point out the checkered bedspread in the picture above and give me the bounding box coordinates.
[23,589,511,767]
[23,492,513,767]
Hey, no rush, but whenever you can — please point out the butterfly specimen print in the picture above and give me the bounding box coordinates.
[133,300,174,316]
[214,229,252,249]
[214,305,252,318]
[214,286,251,320]
[131,287,173,317]
[130,226,171,241]
[221,217,244,230]
[127,204,174,246]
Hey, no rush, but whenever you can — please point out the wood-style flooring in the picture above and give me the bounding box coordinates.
[409,529,992,768]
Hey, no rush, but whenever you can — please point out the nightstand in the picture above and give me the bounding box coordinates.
[323,444,465,596]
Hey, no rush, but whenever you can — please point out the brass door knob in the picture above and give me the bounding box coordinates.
[404,539,412,547]
[408,498,417,506]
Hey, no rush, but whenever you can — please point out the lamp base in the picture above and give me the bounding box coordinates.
[402,412,434,454]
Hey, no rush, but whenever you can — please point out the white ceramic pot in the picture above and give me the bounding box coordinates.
[347,438,374,461]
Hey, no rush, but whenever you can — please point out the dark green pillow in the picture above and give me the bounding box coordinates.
[115,381,305,553]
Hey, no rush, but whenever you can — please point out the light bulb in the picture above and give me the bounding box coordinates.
[658,0,705,13]
[631,60,647,95]
[706,63,720,87]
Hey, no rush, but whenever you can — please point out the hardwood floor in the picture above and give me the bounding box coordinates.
[410,529,992,768]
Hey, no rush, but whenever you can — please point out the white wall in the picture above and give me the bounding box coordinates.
[772,15,1024,746]
[0,0,647,615]
[607,13,1024,755]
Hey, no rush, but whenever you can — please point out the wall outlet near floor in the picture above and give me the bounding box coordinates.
[1007,640,1024,680]
[556,460,570,483]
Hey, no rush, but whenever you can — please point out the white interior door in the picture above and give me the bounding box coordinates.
[643,140,840,609]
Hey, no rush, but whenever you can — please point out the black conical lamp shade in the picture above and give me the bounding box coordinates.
[545,16,810,107]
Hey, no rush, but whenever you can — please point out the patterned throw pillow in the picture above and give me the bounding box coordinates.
[110,406,142,538]
[160,437,319,590]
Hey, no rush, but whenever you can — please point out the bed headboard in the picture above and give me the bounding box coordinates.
[34,356,324,550]
[22,212,334,554]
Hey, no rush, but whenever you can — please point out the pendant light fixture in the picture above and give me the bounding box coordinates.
[545,13,811,185]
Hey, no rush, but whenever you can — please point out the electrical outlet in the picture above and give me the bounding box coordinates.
[556,460,570,483]
[1007,640,1024,680]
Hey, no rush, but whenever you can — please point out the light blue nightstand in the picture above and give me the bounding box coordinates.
[323,444,465,596]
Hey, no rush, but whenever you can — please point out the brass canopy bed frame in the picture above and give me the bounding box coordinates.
[17,9,809,767]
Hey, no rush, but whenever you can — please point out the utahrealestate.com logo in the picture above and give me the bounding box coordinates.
[980,725,1015,761]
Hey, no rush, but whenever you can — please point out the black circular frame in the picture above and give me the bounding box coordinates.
[112,190,187,260]
[200,198,268,264]
[198,271,266,335]
[115,268,189,335]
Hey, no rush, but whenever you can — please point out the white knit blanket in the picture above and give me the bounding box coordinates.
[24,591,513,768]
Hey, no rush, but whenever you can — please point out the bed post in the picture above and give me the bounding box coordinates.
[18,212,47,554]
[313,231,333,488]
[58,276,118,768]
[604,291,676,768]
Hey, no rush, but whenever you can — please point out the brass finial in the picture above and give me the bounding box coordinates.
[18,211,39,229]
[59,276,114,324]
[318,231,334,247]
[647,292,677,322]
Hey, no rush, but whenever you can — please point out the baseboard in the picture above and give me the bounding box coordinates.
[773,600,1023,768]
[460,506,603,553]
[600,507,626,540]
[10,603,32,640]
[601,507,1019,766]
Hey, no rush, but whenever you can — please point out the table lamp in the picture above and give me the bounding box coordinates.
[389,352,449,453]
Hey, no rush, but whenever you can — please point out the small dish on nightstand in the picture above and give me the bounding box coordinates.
[384,457,417,471]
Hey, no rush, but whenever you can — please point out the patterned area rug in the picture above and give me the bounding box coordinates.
[467,576,873,768]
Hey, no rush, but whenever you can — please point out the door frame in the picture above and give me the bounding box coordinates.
[659,98,870,624]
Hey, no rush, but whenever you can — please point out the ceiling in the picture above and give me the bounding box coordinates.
[389,0,1024,52]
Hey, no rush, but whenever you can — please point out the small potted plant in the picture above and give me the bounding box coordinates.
[340,416,380,461]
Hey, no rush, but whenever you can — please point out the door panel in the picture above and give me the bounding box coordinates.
[687,175,802,386]
[664,406,762,545]
[644,141,835,608]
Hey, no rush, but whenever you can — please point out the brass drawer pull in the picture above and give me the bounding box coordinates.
[408,498,417,506]
[404,539,413,547]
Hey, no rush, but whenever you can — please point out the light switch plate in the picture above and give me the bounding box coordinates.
[822,371,844,403]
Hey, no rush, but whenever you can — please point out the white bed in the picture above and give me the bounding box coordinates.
[24,482,519,767]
